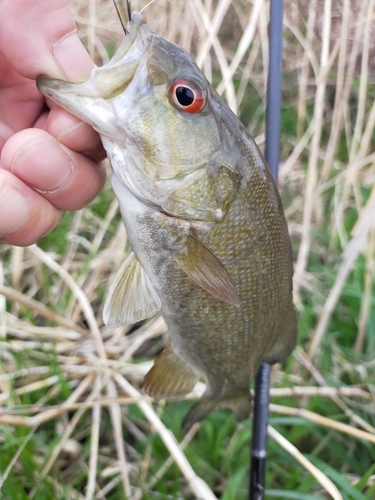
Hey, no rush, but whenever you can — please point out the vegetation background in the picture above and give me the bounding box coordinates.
[0,0,374,498]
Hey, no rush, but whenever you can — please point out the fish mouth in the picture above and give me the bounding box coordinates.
[36,12,151,140]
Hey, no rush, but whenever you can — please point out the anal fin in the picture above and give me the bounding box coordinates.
[103,251,161,328]
[142,343,199,400]
[173,233,240,307]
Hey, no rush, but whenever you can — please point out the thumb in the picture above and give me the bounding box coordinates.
[0,0,93,81]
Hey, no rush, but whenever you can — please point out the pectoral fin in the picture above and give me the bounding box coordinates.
[103,251,161,328]
[173,234,240,306]
[142,343,199,399]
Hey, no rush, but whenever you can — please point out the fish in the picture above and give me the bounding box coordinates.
[37,11,296,430]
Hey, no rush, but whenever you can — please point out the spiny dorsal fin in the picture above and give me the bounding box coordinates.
[172,234,240,306]
[103,251,161,328]
[142,343,199,399]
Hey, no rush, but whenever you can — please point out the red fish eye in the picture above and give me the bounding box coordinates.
[170,79,205,113]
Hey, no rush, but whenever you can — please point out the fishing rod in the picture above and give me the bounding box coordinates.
[249,1,284,498]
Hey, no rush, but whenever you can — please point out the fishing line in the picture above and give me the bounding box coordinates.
[140,0,158,15]
[112,0,131,34]
[140,0,184,19]
[126,0,132,22]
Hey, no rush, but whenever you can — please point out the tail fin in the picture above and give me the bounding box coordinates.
[182,388,251,431]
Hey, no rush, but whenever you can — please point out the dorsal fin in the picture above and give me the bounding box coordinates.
[142,342,199,399]
[172,233,240,306]
[103,251,161,328]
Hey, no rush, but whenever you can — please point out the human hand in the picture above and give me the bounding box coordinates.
[0,0,107,246]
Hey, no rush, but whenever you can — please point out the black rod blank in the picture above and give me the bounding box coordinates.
[265,0,284,183]
[249,363,271,499]
[249,0,284,498]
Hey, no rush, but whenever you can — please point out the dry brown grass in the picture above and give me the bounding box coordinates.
[1,0,375,498]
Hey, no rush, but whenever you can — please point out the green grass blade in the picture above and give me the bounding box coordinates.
[307,456,368,500]
[354,463,375,492]
[265,490,322,499]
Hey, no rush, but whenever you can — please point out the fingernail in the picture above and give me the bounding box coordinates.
[0,186,31,236]
[57,122,103,154]
[53,32,94,81]
[57,121,86,141]
[11,138,73,192]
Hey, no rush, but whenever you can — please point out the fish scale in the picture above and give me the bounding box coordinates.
[37,11,296,430]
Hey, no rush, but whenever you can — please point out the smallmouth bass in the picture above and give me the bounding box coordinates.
[37,12,296,430]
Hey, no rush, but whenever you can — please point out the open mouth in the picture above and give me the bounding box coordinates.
[36,13,151,140]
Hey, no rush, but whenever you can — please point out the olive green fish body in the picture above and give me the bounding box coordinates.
[37,13,296,429]
[112,119,295,428]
